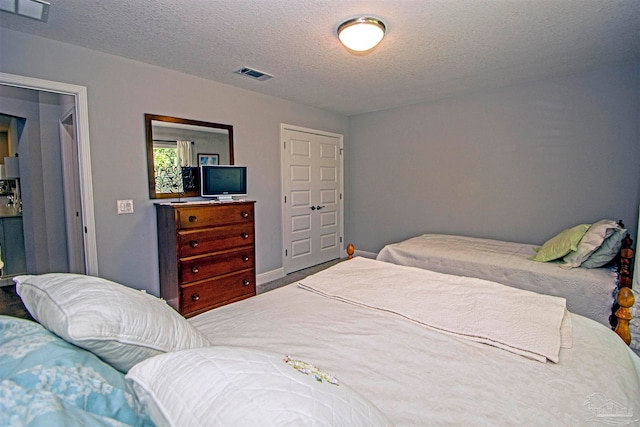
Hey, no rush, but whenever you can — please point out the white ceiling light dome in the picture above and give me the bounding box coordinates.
[337,17,386,52]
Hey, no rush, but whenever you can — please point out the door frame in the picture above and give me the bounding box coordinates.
[280,123,344,274]
[0,72,99,276]
[59,107,86,273]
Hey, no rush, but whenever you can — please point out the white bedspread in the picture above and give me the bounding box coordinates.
[190,260,640,426]
[377,234,618,326]
[299,257,570,363]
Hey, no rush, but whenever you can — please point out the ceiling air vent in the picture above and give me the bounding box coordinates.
[0,0,50,21]
[234,67,273,81]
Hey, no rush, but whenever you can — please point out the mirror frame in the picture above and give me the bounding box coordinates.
[145,114,234,199]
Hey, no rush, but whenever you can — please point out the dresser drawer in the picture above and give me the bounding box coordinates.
[180,248,254,284]
[180,271,255,317]
[177,204,254,230]
[178,224,254,257]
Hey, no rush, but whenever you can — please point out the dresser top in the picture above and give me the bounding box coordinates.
[155,200,254,208]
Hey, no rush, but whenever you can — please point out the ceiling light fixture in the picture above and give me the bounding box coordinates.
[0,0,50,22]
[337,17,386,52]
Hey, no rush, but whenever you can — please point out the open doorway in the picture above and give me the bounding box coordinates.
[0,72,98,278]
[0,113,26,284]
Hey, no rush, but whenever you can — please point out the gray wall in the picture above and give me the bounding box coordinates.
[347,61,640,252]
[2,27,638,293]
[1,28,349,294]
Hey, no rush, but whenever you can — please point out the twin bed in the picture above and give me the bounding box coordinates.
[1,219,638,426]
[376,220,637,348]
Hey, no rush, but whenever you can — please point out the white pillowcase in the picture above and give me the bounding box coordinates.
[15,273,212,372]
[126,346,393,427]
[562,219,622,268]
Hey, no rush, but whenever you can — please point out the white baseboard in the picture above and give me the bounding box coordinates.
[256,251,377,289]
[354,249,377,259]
[257,267,285,286]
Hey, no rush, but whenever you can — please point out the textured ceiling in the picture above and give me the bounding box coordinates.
[1,0,639,115]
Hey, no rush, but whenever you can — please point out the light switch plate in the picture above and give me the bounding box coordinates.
[117,200,134,214]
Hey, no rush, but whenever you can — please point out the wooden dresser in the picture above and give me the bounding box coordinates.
[155,201,256,317]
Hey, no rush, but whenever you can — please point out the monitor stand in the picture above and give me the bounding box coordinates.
[216,196,234,202]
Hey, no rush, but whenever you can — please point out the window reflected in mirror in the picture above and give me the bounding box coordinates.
[145,114,234,199]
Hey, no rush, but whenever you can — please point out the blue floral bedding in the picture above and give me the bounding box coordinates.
[0,315,154,427]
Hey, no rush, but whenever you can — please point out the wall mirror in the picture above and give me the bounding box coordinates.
[145,114,234,199]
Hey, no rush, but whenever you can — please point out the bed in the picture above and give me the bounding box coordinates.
[375,220,636,346]
[4,261,640,426]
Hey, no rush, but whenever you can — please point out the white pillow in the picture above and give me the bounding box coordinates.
[562,219,622,268]
[126,346,393,427]
[15,273,212,372]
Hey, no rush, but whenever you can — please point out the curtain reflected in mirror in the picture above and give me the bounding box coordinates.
[145,114,234,199]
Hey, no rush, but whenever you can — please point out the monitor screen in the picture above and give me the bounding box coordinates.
[200,165,247,200]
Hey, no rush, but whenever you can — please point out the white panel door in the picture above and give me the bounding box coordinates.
[282,125,343,274]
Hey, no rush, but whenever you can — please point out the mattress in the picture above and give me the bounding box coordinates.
[376,234,618,326]
[189,259,640,426]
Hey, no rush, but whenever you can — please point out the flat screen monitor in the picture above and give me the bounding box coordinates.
[200,165,247,200]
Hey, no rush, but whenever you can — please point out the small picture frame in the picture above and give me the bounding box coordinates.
[198,153,219,166]
[181,166,200,192]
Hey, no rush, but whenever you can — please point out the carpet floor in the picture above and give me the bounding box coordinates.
[257,258,344,294]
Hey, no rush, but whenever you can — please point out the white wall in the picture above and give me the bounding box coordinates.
[347,61,640,252]
[1,28,348,294]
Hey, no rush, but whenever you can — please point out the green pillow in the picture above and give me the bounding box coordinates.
[529,224,591,262]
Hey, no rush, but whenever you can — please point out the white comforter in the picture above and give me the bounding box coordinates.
[299,257,570,363]
[190,259,640,426]
[377,234,618,326]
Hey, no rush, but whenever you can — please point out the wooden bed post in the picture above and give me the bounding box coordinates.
[614,233,634,344]
[615,288,634,345]
[618,233,634,288]
[346,243,355,259]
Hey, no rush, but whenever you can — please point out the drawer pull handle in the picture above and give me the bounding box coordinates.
[241,211,249,219]
[242,255,250,262]
[188,215,197,223]
[191,266,199,273]
[189,240,198,248]
[241,232,249,239]
[243,279,251,286]
[192,293,200,301]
